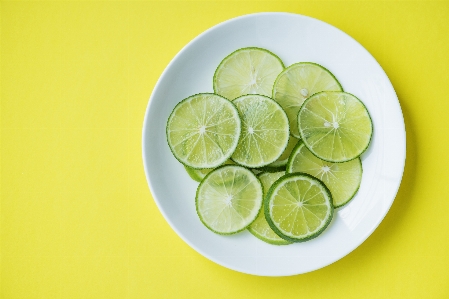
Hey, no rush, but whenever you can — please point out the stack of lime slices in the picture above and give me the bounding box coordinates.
[166,47,373,244]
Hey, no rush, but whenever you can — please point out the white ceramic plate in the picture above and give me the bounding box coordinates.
[142,13,406,276]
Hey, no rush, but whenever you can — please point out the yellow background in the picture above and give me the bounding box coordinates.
[1,0,449,298]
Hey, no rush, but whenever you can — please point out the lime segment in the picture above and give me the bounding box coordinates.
[265,173,333,242]
[231,95,290,168]
[298,91,373,162]
[166,93,241,169]
[214,47,284,100]
[287,142,362,208]
[248,172,291,245]
[196,165,263,234]
[272,62,342,138]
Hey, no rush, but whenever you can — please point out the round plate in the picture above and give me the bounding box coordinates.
[142,13,406,276]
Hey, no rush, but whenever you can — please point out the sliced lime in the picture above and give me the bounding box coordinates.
[196,165,263,234]
[265,173,333,242]
[248,172,291,245]
[272,62,342,138]
[166,93,241,169]
[231,95,290,168]
[266,136,299,168]
[287,142,362,208]
[184,160,234,182]
[213,47,284,100]
[184,165,209,182]
[298,91,373,162]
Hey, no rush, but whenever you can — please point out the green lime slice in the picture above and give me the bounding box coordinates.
[231,95,290,168]
[248,172,291,245]
[213,47,284,100]
[184,165,209,182]
[196,165,263,235]
[298,91,373,162]
[166,93,241,169]
[184,160,234,182]
[272,62,342,138]
[267,136,300,168]
[265,173,333,242]
[287,142,362,208]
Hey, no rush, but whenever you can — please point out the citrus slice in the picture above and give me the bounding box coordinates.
[196,165,263,234]
[287,142,362,208]
[213,47,284,100]
[265,173,333,242]
[248,172,291,245]
[184,165,210,182]
[184,160,234,182]
[272,62,342,138]
[231,95,290,168]
[298,91,373,162]
[166,93,241,169]
[266,136,299,168]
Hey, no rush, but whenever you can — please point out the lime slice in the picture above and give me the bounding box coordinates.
[248,172,291,245]
[231,95,290,168]
[184,160,234,182]
[196,165,263,234]
[166,93,241,169]
[265,173,333,242]
[287,142,362,208]
[272,62,342,138]
[267,136,300,168]
[184,165,209,182]
[213,47,284,100]
[298,91,373,162]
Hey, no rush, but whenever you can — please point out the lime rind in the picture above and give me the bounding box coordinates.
[248,172,291,245]
[264,173,334,242]
[297,91,373,163]
[257,165,286,173]
[287,141,363,208]
[213,47,285,100]
[231,94,290,168]
[166,93,241,169]
[196,165,263,235]
[272,62,343,138]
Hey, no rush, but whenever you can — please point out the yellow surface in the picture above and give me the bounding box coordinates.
[1,1,449,298]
